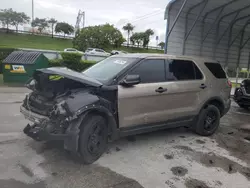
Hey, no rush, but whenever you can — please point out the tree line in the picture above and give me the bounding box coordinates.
[0,8,165,50]
[123,23,165,49]
[0,8,74,38]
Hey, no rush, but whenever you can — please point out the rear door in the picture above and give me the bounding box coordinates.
[164,59,208,118]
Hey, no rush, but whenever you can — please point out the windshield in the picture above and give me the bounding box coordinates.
[83,57,138,84]
[86,48,94,52]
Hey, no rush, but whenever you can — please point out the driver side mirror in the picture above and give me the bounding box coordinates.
[120,75,141,86]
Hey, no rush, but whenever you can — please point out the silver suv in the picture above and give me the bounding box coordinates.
[21,54,231,163]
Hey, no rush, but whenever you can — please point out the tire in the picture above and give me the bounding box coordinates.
[194,105,220,136]
[79,115,108,164]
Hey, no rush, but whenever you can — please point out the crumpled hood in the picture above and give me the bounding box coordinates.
[35,67,103,87]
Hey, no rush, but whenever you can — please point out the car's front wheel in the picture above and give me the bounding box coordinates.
[194,105,220,136]
[79,115,108,164]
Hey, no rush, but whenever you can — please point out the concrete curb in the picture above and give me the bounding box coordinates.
[0,87,30,94]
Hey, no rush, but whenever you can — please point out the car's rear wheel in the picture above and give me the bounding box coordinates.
[79,115,108,164]
[194,105,220,136]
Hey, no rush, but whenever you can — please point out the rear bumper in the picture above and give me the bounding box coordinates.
[222,99,231,117]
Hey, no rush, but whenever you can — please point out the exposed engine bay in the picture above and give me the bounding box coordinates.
[21,67,117,151]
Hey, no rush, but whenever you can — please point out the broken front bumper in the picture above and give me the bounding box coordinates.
[20,105,80,152]
[234,88,250,106]
[21,106,71,141]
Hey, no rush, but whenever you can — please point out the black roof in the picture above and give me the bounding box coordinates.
[3,51,43,64]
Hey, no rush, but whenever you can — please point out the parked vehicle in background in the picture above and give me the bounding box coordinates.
[111,50,128,55]
[21,54,231,164]
[64,48,84,54]
[85,48,110,56]
[234,79,250,109]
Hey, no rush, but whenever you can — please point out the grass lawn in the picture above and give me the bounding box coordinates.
[0,33,73,51]
[232,82,240,88]
[0,33,163,53]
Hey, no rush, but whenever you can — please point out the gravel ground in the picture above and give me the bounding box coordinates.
[0,89,249,188]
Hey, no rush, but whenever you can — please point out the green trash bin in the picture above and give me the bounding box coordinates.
[2,51,49,84]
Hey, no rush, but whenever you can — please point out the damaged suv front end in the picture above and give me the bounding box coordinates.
[234,79,250,109]
[21,67,118,152]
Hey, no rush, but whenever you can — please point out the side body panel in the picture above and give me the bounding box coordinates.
[118,57,209,128]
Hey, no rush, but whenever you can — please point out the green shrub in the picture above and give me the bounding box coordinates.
[48,59,63,67]
[60,52,83,63]
[0,47,16,73]
[49,59,96,71]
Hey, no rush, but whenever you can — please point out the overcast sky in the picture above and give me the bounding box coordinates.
[2,0,169,45]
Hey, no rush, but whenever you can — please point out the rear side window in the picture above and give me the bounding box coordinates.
[130,59,165,83]
[167,60,203,81]
[205,63,226,78]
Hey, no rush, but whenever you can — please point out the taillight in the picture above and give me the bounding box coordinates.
[227,80,232,88]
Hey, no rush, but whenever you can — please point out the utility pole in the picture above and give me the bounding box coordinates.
[32,0,34,22]
[32,0,34,33]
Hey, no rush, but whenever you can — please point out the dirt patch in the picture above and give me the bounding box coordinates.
[216,109,250,164]
[17,164,33,177]
[174,145,194,152]
[185,178,211,188]
[170,166,188,177]
[190,151,250,181]
[0,139,25,145]
[165,180,177,188]
[196,140,206,144]
[164,154,174,160]
[213,131,250,164]
[115,147,121,152]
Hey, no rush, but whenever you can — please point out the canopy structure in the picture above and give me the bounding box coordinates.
[164,0,250,74]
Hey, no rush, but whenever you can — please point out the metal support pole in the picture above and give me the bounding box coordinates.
[241,36,250,49]
[200,0,238,56]
[165,0,188,54]
[216,12,240,45]
[164,20,169,54]
[32,0,34,33]
[247,52,250,78]
[236,25,246,85]
[224,17,250,68]
[32,0,34,22]
[182,0,208,55]
[202,7,224,44]
[199,19,205,56]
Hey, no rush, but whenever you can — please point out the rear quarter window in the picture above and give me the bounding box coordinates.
[205,62,226,79]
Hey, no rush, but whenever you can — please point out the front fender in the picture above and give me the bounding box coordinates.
[63,94,118,153]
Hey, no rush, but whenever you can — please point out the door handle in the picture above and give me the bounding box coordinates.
[155,87,168,93]
[200,84,207,89]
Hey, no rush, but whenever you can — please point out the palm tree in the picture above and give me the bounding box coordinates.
[145,29,154,36]
[158,42,165,50]
[48,18,57,38]
[143,29,154,48]
[123,23,135,46]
